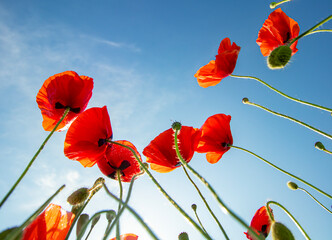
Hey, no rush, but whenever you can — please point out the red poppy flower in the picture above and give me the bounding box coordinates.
[143,126,200,173]
[97,140,142,182]
[64,106,113,167]
[110,233,138,240]
[36,71,93,132]
[244,206,273,240]
[256,8,300,57]
[22,203,75,240]
[195,114,233,164]
[194,38,241,88]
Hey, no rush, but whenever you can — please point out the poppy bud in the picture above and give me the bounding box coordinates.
[270,2,277,8]
[271,222,295,240]
[140,162,149,172]
[191,204,197,211]
[178,232,189,240]
[242,97,249,104]
[91,214,101,227]
[267,45,292,69]
[76,213,89,237]
[172,121,182,131]
[67,187,90,206]
[71,204,82,215]
[0,227,22,240]
[287,181,298,190]
[315,141,326,151]
[106,210,117,222]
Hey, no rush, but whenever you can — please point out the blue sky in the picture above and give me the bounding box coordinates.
[0,0,331,239]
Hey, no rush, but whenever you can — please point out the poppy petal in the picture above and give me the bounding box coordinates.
[245,206,273,240]
[110,233,139,240]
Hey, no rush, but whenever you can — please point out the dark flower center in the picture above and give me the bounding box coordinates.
[261,224,268,237]
[283,32,291,44]
[55,102,80,113]
[107,160,131,179]
[98,134,113,147]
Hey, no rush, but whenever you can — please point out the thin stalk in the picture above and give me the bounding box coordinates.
[267,201,310,240]
[116,170,123,240]
[298,187,332,214]
[270,0,291,9]
[108,140,212,240]
[192,207,208,234]
[84,226,94,240]
[243,99,332,140]
[230,74,332,113]
[305,29,332,36]
[0,108,70,208]
[5,185,65,240]
[230,145,332,199]
[103,183,159,240]
[173,129,263,240]
[289,15,332,45]
[182,166,229,240]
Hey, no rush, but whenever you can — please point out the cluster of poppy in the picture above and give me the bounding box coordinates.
[194,8,299,87]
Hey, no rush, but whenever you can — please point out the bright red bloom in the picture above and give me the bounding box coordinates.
[195,114,233,164]
[22,203,75,240]
[64,106,112,167]
[143,126,200,173]
[36,71,93,132]
[245,206,273,240]
[110,234,138,240]
[256,8,300,57]
[194,38,240,88]
[97,140,142,182]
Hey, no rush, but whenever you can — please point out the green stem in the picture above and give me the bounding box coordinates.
[84,226,94,240]
[182,166,229,240]
[192,207,208,234]
[173,130,263,240]
[289,15,332,45]
[108,140,212,240]
[230,145,332,199]
[116,170,123,240]
[5,185,65,240]
[103,183,160,240]
[243,99,332,140]
[298,187,332,214]
[305,29,332,36]
[270,0,291,9]
[267,201,310,240]
[0,108,70,209]
[230,75,332,113]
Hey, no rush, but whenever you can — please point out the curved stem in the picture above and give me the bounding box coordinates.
[116,171,123,240]
[305,29,332,36]
[289,15,332,45]
[230,145,332,199]
[230,74,332,113]
[103,183,159,240]
[244,99,332,140]
[270,0,291,9]
[192,207,208,234]
[0,108,70,208]
[267,201,310,240]
[182,166,229,240]
[108,140,212,240]
[5,185,65,240]
[173,130,263,240]
[298,187,332,214]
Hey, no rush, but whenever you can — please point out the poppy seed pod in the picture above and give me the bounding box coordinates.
[267,45,292,69]
[287,181,298,190]
[270,2,277,9]
[178,232,189,240]
[67,187,90,206]
[191,204,197,211]
[271,222,295,240]
[172,121,182,131]
[242,98,249,104]
[106,210,117,222]
[315,142,326,151]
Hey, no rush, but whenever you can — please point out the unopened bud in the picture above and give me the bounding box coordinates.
[270,2,277,8]
[271,222,295,240]
[267,45,292,69]
[140,162,149,172]
[91,214,101,227]
[76,214,89,237]
[67,187,90,206]
[315,142,326,151]
[0,227,22,240]
[172,121,182,131]
[287,181,298,190]
[106,210,117,222]
[71,205,82,215]
[178,232,189,240]
[242,98,249,104]
[191,204,197,211]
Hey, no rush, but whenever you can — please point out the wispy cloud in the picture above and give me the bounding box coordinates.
[85,35,141,52]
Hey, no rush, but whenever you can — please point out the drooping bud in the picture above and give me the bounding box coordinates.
[76,213,89,237]
[315,142,326,151]
[287,181,298,190]
[106,210,117,223]
[178,232,189,240]
[271,222,295,240]
[91,214,101,227]
[172,121,182,131]
[270,2,277,8]
[140,162,149,172]
[71,204,82,215]
[67,187,90,206]
[191,204,197,211]
[267,45,292,69]
[90,177,105,195]
[242,97,249,104]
